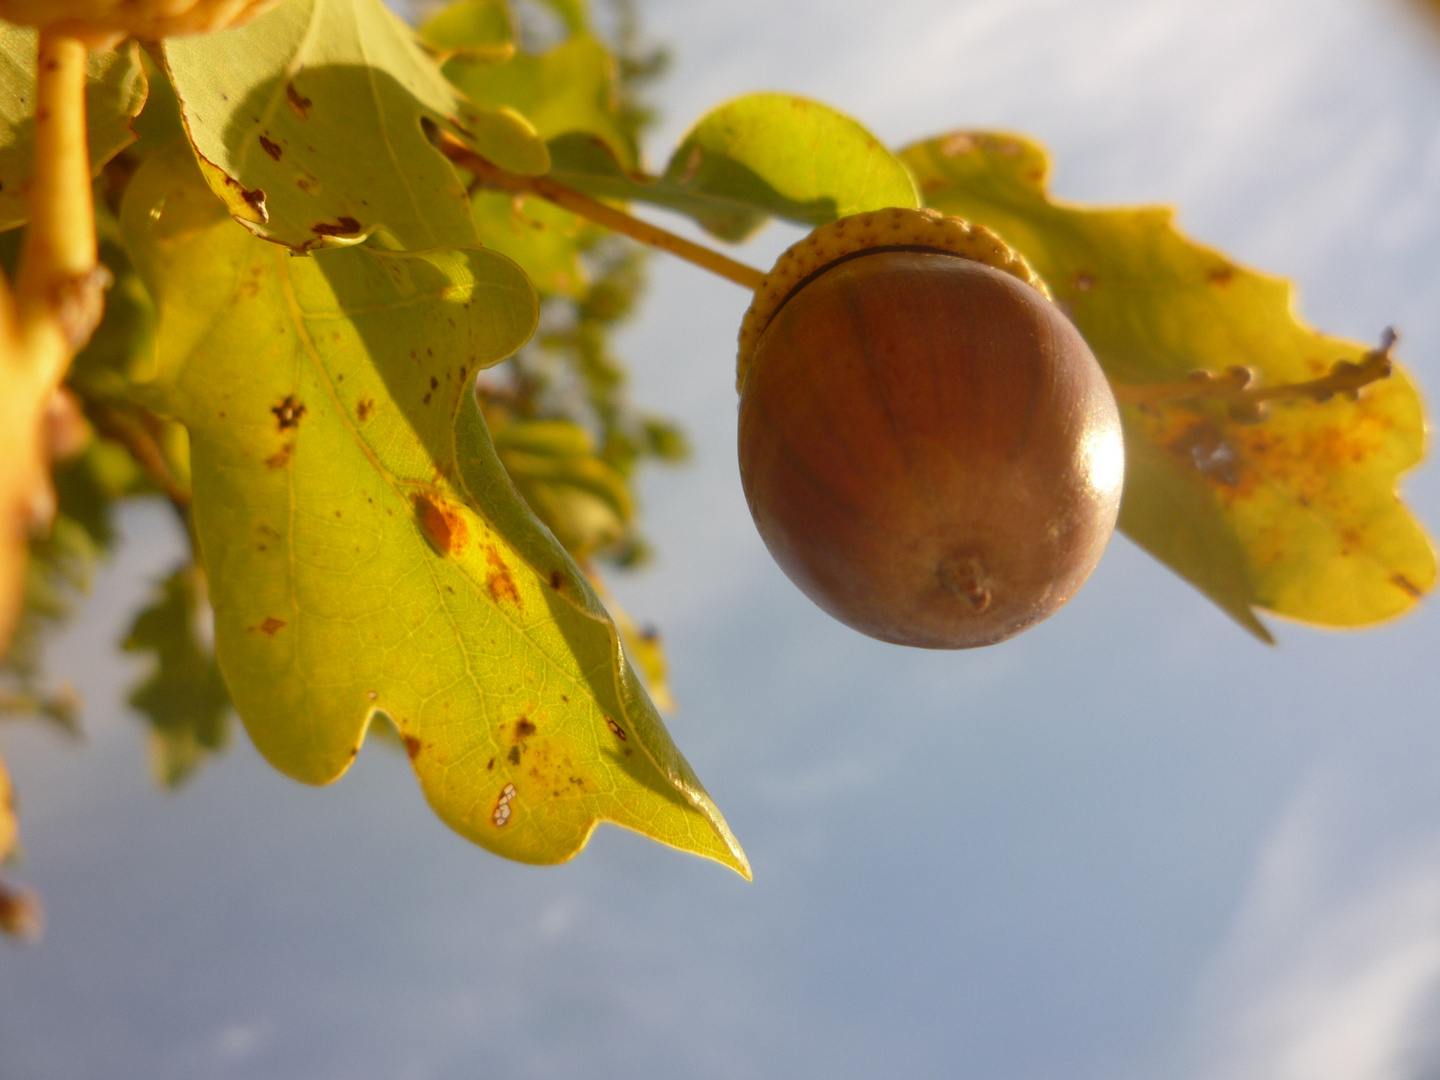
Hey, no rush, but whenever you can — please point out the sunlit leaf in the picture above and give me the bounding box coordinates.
[420,0,515,63]
[161,0,548,252]
[471,190,590,297]
[118,141,747,874]
[0,30,146,231]
[901,131,1435,633]
[123,565,232,789]
[445,34,637,168]
[0,750,15,861]
[550,92,920,242]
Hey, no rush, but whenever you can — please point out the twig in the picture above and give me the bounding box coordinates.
[84,399,192,508]
[431,129,767,291]
[1112,329,1396,421]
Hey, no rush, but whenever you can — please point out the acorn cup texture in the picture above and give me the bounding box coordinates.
[737,209,1125,649]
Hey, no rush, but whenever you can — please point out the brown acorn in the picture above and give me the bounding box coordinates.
[737,208,1124,648]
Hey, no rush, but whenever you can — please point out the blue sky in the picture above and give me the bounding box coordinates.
[4,0,1440,1077]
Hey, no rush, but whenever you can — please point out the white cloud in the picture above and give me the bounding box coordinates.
[1184,783,1440,1080]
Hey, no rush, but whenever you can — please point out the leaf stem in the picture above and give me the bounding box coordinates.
[1112,329,1396,419]
[434,133,767,291]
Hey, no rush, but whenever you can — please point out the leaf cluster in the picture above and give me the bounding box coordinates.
[0,0,1431,919]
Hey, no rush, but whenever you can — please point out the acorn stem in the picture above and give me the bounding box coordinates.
[433,134,768,291]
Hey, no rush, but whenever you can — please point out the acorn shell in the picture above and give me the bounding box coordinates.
[737,244,1123,649]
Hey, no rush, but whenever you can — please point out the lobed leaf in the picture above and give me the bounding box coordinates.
[446,34,637,169]
[901,132,1435,633]
[549,92,920,242]
[0,29,146,231]
[161,0,548,252]
[419,0,515,63]
[117,141,747,874]
[123,565,232,789]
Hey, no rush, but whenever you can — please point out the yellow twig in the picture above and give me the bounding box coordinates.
[1112,329,1396,420]
[0,29,107,658]
[434,132,767,292]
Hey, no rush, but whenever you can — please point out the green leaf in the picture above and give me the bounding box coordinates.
[493,416,633,559]
[901,132,1436,633]
[550,92,921,242]
[420,0,516,63]
[0,31,146,231]
[161,0,548,252]
[445,34,637,169]
[118,142,748,875]
[124,565,232,789]
[471,190,591,297]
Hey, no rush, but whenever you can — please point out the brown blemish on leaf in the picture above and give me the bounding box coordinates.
[414,493,469,557]
[486,757,495,771]
[485,547,522,608]
[251,616,287,635]
[265,443,293,469]
[1073,270,1095,292]
[1169,420,1240,487]
[285,82,312,119]
[356,398,374,422]
[312,216,363,237]
[296,173,320,194]
[605,716,627,741]
[1392,573,1423,599]
[548,570,564,591]
[507,745,521,766]
[1208,265,1236,286]
[492,783,517,827]
[258,135,283,161]
[272,395,306,430]
[403,734,423,760]
[514,717,536,740]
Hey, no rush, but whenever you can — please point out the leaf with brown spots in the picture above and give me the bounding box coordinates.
[161,0,548,252]
[117,142,748,877]
[901,131,1434,636]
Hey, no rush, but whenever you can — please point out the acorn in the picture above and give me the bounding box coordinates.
[737,208,1124,649]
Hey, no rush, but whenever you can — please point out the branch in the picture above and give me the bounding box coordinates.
[1112,329,1397,420]
[431,129,767,291]
[0,30,108,659]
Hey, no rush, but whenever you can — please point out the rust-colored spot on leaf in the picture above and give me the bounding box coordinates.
[252,616,286,635]
[507,745,521,766]
[485,546,522,608]
[312,216,363,237]
[548,570,564,591]
[264,443,293,469]
[356,398,374,422]
[414,493,468,557]
[285,82,311,119]
[1208,265,1236,286]
[271,395,305,430]
[1073,270,1095,292]
[258,135,282,161]
[605,716,627,741]
[403,734,423,760]
[514,717,536,740]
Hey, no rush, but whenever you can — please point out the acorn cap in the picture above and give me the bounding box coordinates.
[736,207,1050,391]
